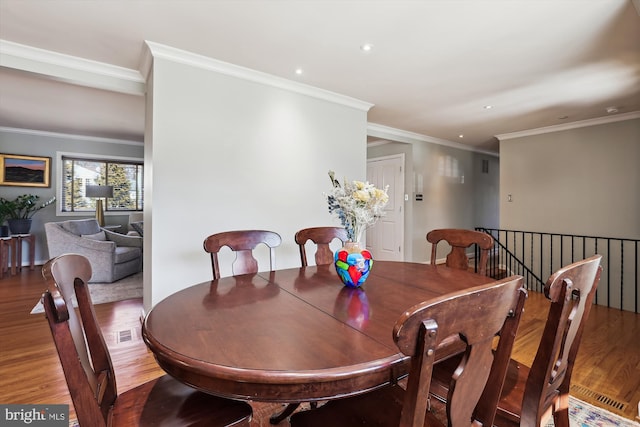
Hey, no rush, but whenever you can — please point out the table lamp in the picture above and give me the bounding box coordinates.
[85,185,113,227]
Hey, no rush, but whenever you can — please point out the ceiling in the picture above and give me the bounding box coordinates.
[1,0,639,153]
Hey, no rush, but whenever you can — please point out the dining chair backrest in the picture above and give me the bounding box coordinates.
[427,228,494,275]
[42,254,120,425]
[203,230,282,279]
[41,254,93,342]
[498,255,603,426]
[42,253,253,427]
[395,275,526,427]
[294,226,348,267]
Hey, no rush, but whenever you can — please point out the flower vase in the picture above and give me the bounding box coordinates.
[334,241,373,288]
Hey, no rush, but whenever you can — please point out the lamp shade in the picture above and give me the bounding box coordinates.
[85,185,114,198]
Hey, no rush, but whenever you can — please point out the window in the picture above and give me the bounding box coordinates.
[61,156,143,212]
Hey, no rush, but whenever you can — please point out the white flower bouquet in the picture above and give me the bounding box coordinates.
[326,170,389,242]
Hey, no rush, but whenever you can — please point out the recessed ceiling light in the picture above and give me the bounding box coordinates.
[558,115,569,120]
[458,134,464,138]
[295,68,303,75]
[360,43,374,52]
[484,105,493,110]
[606,106,618,114]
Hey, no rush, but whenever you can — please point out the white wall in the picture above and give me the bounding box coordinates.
[500,118,640,239]
[367,139,500,263]
[410,142,492,262]
[472,154,500,231]
[144,45,370,307]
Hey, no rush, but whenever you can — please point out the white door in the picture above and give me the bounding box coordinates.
[366,155,404,261]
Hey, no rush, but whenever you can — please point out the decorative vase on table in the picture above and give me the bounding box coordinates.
[326,170,389,288]
[334,241,373,288]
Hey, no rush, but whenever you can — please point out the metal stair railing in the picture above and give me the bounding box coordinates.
[476,227,639,313]
[474,231,544,291]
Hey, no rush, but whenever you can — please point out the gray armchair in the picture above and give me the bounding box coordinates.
[127,212,144,236]
[44,218,142,283]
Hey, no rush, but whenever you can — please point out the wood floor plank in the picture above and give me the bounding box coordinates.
[1,268,638,424]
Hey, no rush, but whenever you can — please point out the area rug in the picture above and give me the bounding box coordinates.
[247,395,640,427]
[541,396,640,427]
[420,395,638,427]
[30,272,143,314]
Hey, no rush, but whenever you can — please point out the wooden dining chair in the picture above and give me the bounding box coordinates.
[295,226,348,267]
[203,230,291,423]
[203,230,282,279]
[41,253,253,427]
[269,227,348,423]
[430,255,602,427]
[427,228,494,276]
[289,275,527,427]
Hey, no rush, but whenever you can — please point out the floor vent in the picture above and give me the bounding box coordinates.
[116,328,134,344]
[571,384,627,411]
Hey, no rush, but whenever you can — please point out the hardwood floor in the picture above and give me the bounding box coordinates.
[1,268,638,425]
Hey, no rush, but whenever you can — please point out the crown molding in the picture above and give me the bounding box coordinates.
[138,41,154,81]
[0,39,145,95]
[0,126,143,146]
[366,139,391,148]
[142,41,373,112]
[367,123,499,157]
[496,111,640,141]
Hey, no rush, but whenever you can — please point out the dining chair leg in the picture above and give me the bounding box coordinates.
[552,395,570,427]
[270,403,300,424]
[270,402,319,424]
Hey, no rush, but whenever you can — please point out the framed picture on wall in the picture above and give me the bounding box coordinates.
[0,153,51,187]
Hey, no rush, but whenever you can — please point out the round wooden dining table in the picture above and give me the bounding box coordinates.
[142,261,494,403]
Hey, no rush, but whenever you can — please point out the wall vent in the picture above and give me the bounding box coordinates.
[481,159,489,174]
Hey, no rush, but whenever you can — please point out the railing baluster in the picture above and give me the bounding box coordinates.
[571,235,576,263]
[560,234,564,272]
[620,240,624,312]
[540,233,544,293]
[607,238,611,309]
[520,232,524,277]
[594,238,599,306]
[529,233,532,290]
[550,233,554,278]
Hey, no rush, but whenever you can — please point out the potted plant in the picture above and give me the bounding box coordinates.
[0,194,56,235]
[0,201,10,237]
